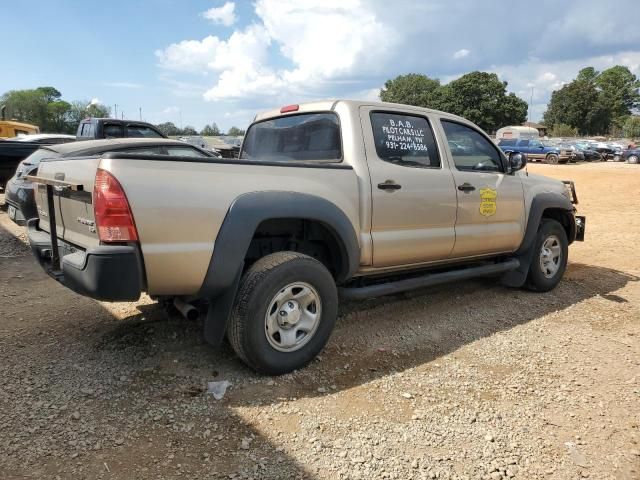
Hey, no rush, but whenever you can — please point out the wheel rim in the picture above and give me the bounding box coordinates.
[539,235,562,278]
[629,155,638,164]
[547,155,558,164]
[264,282,322,352]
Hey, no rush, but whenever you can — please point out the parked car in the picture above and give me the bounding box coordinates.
[178,135,222,157]
[4,138,217,225]
[27,100,585,374]
[622,145,640,164]
[76,118,166,141]
[558,143,585,163]
[573,142,603,161]
[0,134,76,189]
[498,138,572,164]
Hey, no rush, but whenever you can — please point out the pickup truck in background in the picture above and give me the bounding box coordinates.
[28,100,585,375]
[498,138,572,164]
[76,118,166,140]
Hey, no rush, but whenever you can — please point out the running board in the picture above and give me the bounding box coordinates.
[339,259,520,301]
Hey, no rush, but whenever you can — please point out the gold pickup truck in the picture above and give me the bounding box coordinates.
[26,100,585,374]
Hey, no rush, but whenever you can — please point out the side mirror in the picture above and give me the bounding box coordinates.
[509,152,527,172]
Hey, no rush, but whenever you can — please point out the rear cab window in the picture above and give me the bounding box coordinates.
[241,113,341,162]
[126,125,163,138]
[498,139,517,147]
[370,112,440,168]
[104,124,124,138]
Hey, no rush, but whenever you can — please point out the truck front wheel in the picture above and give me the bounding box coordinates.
[228,252,338,375]
[525,219,568,292]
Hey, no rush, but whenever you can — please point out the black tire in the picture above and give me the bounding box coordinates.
[227,252,338,375]
[546,154,559,164]
[525,219,568,292]
[627,155,639,164]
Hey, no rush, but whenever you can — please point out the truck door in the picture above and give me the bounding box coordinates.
[360,107,458,267]
[437,119,525,258]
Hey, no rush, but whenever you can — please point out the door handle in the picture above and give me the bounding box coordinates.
[457,183,476,192]
[378,180,402,191]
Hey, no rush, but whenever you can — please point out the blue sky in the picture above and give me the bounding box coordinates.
[3,0,640,131]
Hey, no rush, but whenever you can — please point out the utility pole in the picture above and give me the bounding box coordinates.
[179,109,183,130]
[121,112,124,120]
[139,107,142,121]
[114,104,118,119]
[529,87,534,123]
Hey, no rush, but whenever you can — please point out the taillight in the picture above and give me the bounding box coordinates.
[93,168,138,242]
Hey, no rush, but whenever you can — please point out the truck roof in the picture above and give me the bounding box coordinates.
[41,138,194,156]
[253,99,470,124]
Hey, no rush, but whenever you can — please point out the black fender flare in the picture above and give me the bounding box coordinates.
[198,191,360,345]
[502,193,574,288]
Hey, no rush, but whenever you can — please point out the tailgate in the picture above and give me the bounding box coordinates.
[34,157,101,249]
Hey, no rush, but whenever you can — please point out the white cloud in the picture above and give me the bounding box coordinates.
[104,81,142,89]
[156,0,640,116]
[89,98,102,106]
[157,0,392,101]
[162,106,179,115]
[202,2,237,27]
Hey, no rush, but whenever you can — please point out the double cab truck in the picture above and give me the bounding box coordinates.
[27,100,585,374]
[498,138,572,164]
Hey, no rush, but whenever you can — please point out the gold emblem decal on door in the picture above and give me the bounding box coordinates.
[479,187,498,217]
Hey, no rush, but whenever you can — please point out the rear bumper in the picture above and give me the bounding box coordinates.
[27,220,144,301]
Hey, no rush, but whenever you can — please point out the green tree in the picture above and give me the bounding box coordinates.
[201,123,220,136]
[155,122,181,136]
[181,125,198,136]
[550,123,578,137]
[47,100,72,132]
[439,72,528,133]
[379,74,443,108]
[595,66,640,123]
[543,71,610,135]
[227,126,245,136]
[65,100,110,134]
[623,116,640,139]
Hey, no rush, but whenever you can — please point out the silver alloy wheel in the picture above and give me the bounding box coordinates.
[628,155,639,164]
[264,282,322,352]
[539,235,562,278]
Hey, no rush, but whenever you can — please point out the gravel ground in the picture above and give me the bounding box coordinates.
[0,162,639,479]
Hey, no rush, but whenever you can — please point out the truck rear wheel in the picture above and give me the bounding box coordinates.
[227,252,338,375]
[525,219,568,292]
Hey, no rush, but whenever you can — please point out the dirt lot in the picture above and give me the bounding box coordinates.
[0,162,639,480]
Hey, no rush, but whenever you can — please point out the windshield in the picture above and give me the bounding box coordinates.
[241,113,341,162]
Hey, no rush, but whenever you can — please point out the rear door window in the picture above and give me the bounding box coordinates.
[370,112,440,168]
[241,113,341,162]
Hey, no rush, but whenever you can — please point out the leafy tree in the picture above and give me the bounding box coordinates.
[66,100,110,134]
[543,71,610,135]
[201,123,221,136]
[623,116,640,139]
[0,88,110,133]
[550,123,578,137]
[379,72,527,133]
[379,74,443,109]
[155,122,181,136]
[595,66,640,122]
[439,72,528,133]
[181,125,198,136]
[227,126,245,136]
[544,66,640,135]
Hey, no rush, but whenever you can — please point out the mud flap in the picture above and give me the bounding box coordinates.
[500,246,536,288]
[203,267,243,346]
